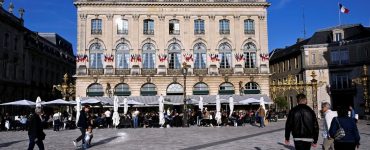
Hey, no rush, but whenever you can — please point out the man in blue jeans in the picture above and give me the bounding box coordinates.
[73,105,90,148]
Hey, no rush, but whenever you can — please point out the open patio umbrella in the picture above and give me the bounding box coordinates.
[81,98,102,104]
[127,100,144,105]
[215,95,222,125]
[260,97,267,113]
[112,96,120,127]
[187,99,199,105]
[76,97,81,126]
[158,95,165,126]
[123,98,128,115]
[36,96,42,108]
[238,98,260,105]
[0,100,36,106]
[229,97,234,117]
[199,96,204,111]
[42,99,72,105]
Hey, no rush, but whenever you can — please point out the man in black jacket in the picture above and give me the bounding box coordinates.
[285,94,319,150]
[73,105,90,147]
[28,107,45,150]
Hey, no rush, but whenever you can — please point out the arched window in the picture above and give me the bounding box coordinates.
[219,82,235,95]
[193,43,207,69]
[116,43,130,69]
[169,19,180,35]
[142,43,156,69]
[193,82,209,95]
[89,43,104,69]
[166,83,184,95]
[114,83,131,96]
[86,83,104,97]
[194,19,205,34]
[244,19,255,34]
[219,19,230,34]
[143,19,154,35]
[244,82,260,94]
[219,42,232,68]
[244,42,257,68]
[168,43,181,69]
[140,83,157,96]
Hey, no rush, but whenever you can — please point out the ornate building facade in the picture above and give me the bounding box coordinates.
[270,24,370,116]
[74,0,271,99]
[0,3,75,102]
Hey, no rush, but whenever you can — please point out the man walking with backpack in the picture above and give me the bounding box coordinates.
[285,94,319,150]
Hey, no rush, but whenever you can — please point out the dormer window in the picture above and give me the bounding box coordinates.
[335,33,342,42]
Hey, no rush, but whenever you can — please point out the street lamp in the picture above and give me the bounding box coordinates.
[53,73,76,101]
[182,62,188,127]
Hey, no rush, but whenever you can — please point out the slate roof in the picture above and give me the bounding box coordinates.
[270,24,370,63]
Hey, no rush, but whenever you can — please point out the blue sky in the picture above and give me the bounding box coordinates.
[3,0,370,54]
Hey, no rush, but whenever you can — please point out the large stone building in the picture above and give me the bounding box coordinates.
[74,0,271,102]
[0,3,75,102]
[326,24,370,116]
[269,24,370,116]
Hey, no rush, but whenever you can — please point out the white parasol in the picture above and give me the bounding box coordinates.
[123,98,128,115]
[112,96,120,127]
[199,96,204,111]
[158,95,165,126]
[229,97,234,117]
[76,97,81,126]
[36,96,42,108]
[0,100,36,106]
[260,97,267,114]
[215,95,222,125]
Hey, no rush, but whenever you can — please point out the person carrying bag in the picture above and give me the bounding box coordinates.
[329,107,360,150]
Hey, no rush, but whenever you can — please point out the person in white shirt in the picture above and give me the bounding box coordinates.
[104,109,112,128]
[321,102,338,150]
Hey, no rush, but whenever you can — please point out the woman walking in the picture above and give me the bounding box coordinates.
[329,106,360,150]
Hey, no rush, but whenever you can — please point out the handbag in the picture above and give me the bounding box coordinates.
[334,117,345,140]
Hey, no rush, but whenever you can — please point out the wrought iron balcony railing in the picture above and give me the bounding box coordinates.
[143,30,154,35]
[141,68,157,75]
[244,68,258,74]
[169,30,180,35]
[115,68,131,75]
[219,68,233,74]
[244,30,255,34]
[193,68,208,75]
[219,30,230,35]
[194,30,205,35]
[91,29,102,35]
[167,69,182,75]
[88,68,104,75]
[117,29,128,35]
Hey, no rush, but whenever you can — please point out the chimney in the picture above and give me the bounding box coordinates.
[296,38,305,43]
[18,8,25,19]
[8,2,14,13]
[0,0,4,7]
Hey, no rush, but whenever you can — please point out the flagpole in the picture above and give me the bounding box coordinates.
[338,2,342,25]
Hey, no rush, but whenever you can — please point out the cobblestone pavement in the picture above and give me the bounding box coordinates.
[0,120,369,150]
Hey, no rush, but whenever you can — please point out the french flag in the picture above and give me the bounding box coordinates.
[339,3,350,14]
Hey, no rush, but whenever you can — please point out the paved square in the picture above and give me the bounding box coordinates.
[0,120,369,150]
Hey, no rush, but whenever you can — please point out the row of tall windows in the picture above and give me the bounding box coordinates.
[88,42,258,69]
[90,19,255,35]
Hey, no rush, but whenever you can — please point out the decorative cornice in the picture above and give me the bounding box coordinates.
[74,2,271,8]
[106,14,114,20]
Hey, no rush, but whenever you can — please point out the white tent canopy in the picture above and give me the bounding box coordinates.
[0,100,36,106]
[42,99,72,105]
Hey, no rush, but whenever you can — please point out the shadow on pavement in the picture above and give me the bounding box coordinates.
[180,128,285,150]
[254,147,262,150]
[92,136,119,147]
[0,140,27,148]
[277,142,295,150]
